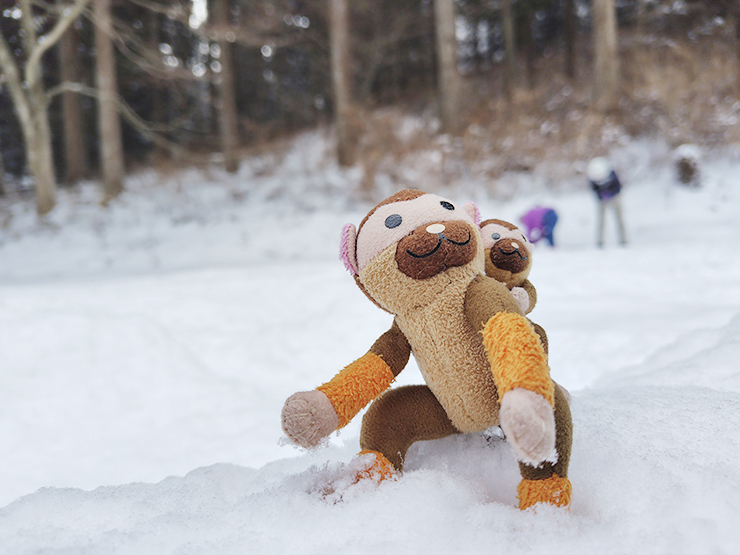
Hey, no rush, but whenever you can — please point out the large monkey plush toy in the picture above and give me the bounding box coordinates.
[281,190,572,510]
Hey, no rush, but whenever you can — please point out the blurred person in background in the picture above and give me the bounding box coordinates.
[673,144,701,188]
[520,206,558,247]
[587,156,627,248]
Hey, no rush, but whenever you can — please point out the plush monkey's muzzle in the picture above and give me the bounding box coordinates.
[395,220,477,280]
[490,238,529,274]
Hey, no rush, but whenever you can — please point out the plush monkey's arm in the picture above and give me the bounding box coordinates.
[281,322,411,448]
[465,276,556,465]
[317,321,410,426]
[520,279,537,313]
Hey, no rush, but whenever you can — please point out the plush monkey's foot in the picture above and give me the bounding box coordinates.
[355,450,398,484]
[499,388,557,466]
[517,474,572,510]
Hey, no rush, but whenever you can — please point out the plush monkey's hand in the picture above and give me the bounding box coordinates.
[499,388,557,465]
[281,390,340,449]
[281,326,409,449]
[510,287,530,313]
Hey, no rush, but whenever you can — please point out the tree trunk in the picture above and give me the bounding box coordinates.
[213,0,240,173]
[94,0,124,201]
[19,0,58,214]
[59,24,89,184]
[636,0,646,32]
[501,0,517,98]
[521,4,536,89]
[563,0,576,80]
[26,118,58,215]
[0,0,90,215]
[592,0,620,111]
[434,0,462,133]
[734,0,740,91]
[147,8,168,163]
[329,0,357,167]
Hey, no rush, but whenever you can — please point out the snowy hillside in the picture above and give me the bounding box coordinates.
[0,134,739,554]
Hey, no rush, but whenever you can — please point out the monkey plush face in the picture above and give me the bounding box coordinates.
[340,190,483,313]
[480,219,532,289]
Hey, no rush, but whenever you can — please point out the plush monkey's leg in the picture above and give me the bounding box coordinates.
[517,383,573,509]
[360,385,460,471]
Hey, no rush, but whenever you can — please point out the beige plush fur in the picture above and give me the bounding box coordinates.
[359,226,503,433]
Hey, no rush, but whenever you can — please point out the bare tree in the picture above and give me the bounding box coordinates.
[94,0,124,201]
[563,0,577,80]
[0,0,91,215]
[329,0,357,166]
[58,23,89,184]
[501,0,517,98]
[212,0,239,173]
[520,2,536,89]
[592,0,620,111]
[434,0,462,133]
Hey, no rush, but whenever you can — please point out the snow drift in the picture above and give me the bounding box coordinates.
[0,135,739,554]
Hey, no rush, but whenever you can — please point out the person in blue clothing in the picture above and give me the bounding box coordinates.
[587,157,627,248]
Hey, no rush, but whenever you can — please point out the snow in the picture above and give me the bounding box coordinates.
[0,132,739,554]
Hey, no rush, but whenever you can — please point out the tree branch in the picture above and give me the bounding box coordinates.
[0,34,32,130]
[25,0,93,87]
[45,82,211,161]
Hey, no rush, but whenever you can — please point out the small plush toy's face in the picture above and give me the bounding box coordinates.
[480,219,532,288]
[340,190,483,313]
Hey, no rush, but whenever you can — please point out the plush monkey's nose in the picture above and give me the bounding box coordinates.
[426,223,446,234]
[512,241,520,250]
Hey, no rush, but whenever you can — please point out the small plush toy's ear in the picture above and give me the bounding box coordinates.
[463,202,481,226]
[339,223,358,275]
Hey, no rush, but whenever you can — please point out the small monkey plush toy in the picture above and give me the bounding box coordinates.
[480,218,571,402]
[281,190,572,510]
[479,219,536,314]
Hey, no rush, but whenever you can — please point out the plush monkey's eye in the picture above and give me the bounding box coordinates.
[385,214,403,229]
[440,201,455,210]
[491,233,501,240]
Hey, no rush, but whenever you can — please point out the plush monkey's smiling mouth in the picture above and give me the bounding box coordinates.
[406,231,472,258]
[497,247,528,262]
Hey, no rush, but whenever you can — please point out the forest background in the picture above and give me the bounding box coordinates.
[1,0,739,218]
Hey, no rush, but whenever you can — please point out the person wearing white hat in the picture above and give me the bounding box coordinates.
[587,157,627,247]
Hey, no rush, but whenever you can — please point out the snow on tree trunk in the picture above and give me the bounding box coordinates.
[94,0,124,202]
[434,0,462,133]
[592,0,620,111]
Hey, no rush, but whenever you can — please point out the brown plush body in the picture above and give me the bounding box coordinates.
[281,190,572,509]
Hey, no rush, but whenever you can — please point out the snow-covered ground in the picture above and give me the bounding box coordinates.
[0,133,739,554]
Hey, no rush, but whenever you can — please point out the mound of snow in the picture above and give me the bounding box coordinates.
[1,137,739,553]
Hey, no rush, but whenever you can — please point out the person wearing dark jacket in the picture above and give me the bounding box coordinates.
[587,157,627,247]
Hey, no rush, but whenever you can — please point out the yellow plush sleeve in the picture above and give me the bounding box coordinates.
[317,352,395,428]
[481,311,554,406]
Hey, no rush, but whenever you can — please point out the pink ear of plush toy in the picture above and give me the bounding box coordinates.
[339,223,358,275]
[463,202,481,226]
